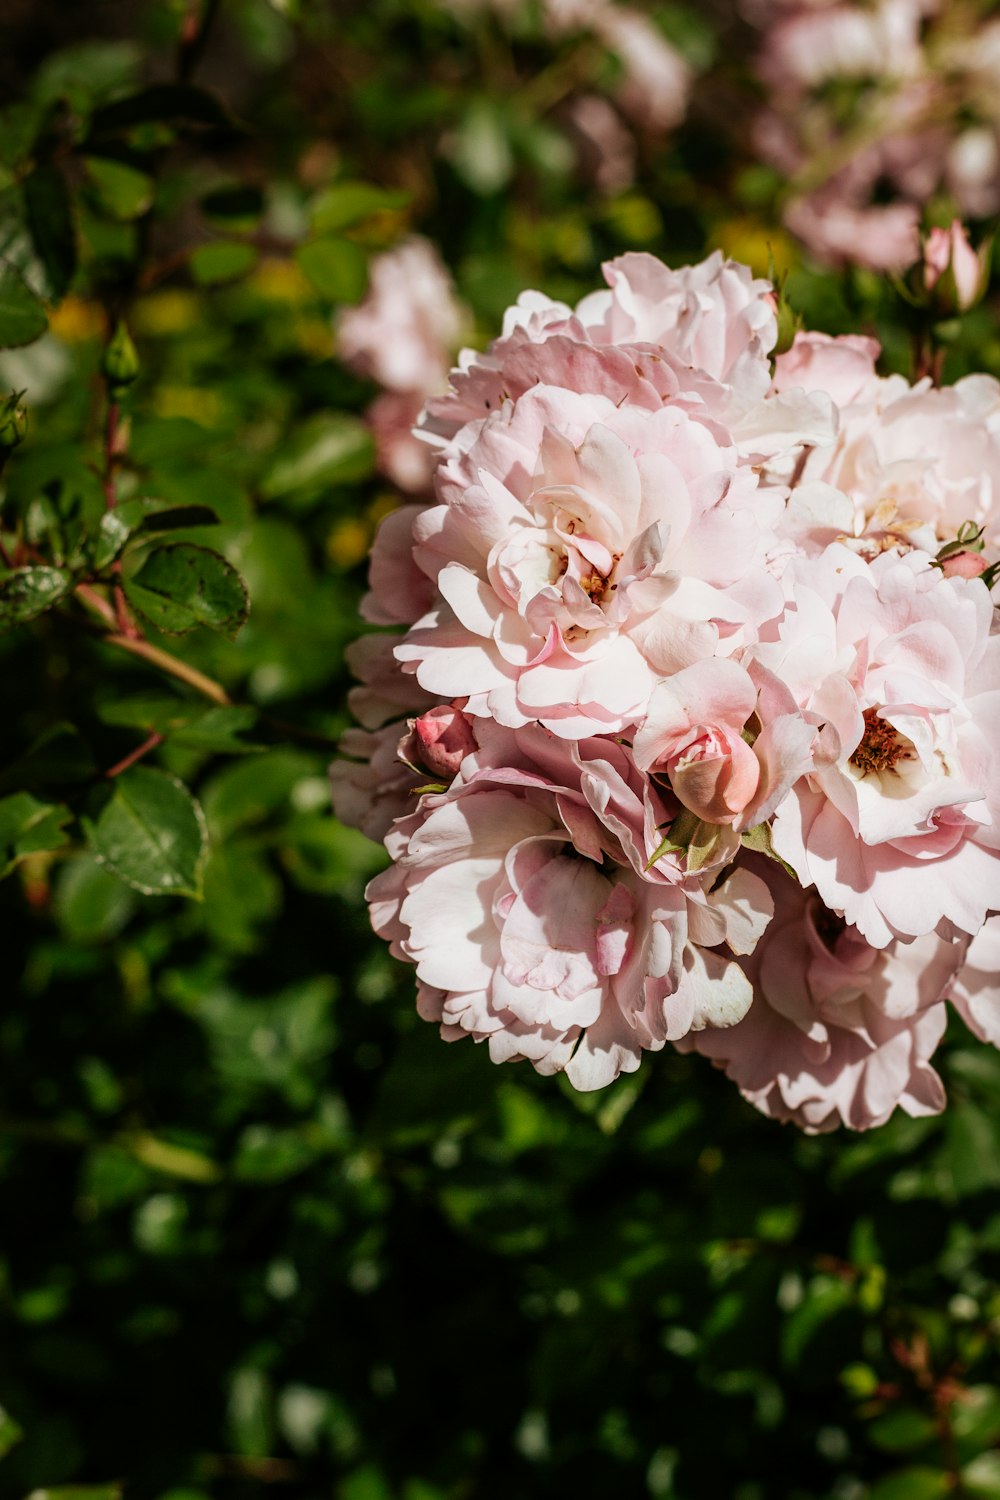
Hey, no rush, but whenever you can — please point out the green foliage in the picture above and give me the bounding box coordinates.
[1,4,1000,1500]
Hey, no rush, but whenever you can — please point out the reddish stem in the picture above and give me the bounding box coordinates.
[105,731,165,780]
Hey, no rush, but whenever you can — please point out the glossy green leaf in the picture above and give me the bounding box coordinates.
[83,156,155,220]
[123,543,249,638]
[23,163,77,300]
[189,241,257,285]
[0,792,72,877]
[82,766,207,898]
[260,414,374,500]
[91,498,220,571]
[0,258,48,348]
[0,566,72,629]
[296,237,368,303]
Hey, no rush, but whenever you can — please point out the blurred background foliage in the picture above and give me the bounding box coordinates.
[2,2,1000,1498]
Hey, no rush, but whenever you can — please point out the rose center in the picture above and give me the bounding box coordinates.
[849,707,915,777]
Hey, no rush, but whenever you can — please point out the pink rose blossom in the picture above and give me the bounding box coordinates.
[633,657,814,832]
[368,723,772,1089]
[681,860,961,1132]
[757,546,1000,947]
[399,387,783,737]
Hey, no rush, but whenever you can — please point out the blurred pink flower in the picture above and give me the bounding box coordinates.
[923,220,988,310]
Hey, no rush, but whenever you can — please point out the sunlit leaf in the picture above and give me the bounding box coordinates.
[123,543,249,638]
[83,766,207,898]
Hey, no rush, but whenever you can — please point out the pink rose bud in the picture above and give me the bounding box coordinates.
[412,705,477,779]
[923,221,988,311]
[666,725,761,826]
[941,549,991,579]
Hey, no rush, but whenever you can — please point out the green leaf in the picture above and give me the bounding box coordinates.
[740,822,797,878]
[82,766,207,898]
[260,414,374,500]
[0,1404,23,1459]
[954,1385,1000,1457]
[201,838,282,952]
[189,241,258,285]
[83,156,155,220]
[123,543,249,638]
[310,180,410,234]
[781,1276,853,1367]
[99,695,261,754]
[0,791,72,876]
[868,1407,938,1454]
[945,1102,1000,1197]
[0,258,48,348]
[121,1131,222,1183]
[0,566,72,630]
[866,1469,948,1500]
[233,1124,319,1183]
[202,750,317,837]
[91,497,219,571]
[296,237,368,303]
[54,854,135,944]
[23,163,77,300]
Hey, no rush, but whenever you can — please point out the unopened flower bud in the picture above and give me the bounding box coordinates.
[101,320,140,396]
[410,705,477,780]
[0,390,27,449]
[941,549,991,579]
[922,221,990,313]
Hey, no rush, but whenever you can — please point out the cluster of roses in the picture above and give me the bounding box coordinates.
[332,248,1000,1132]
